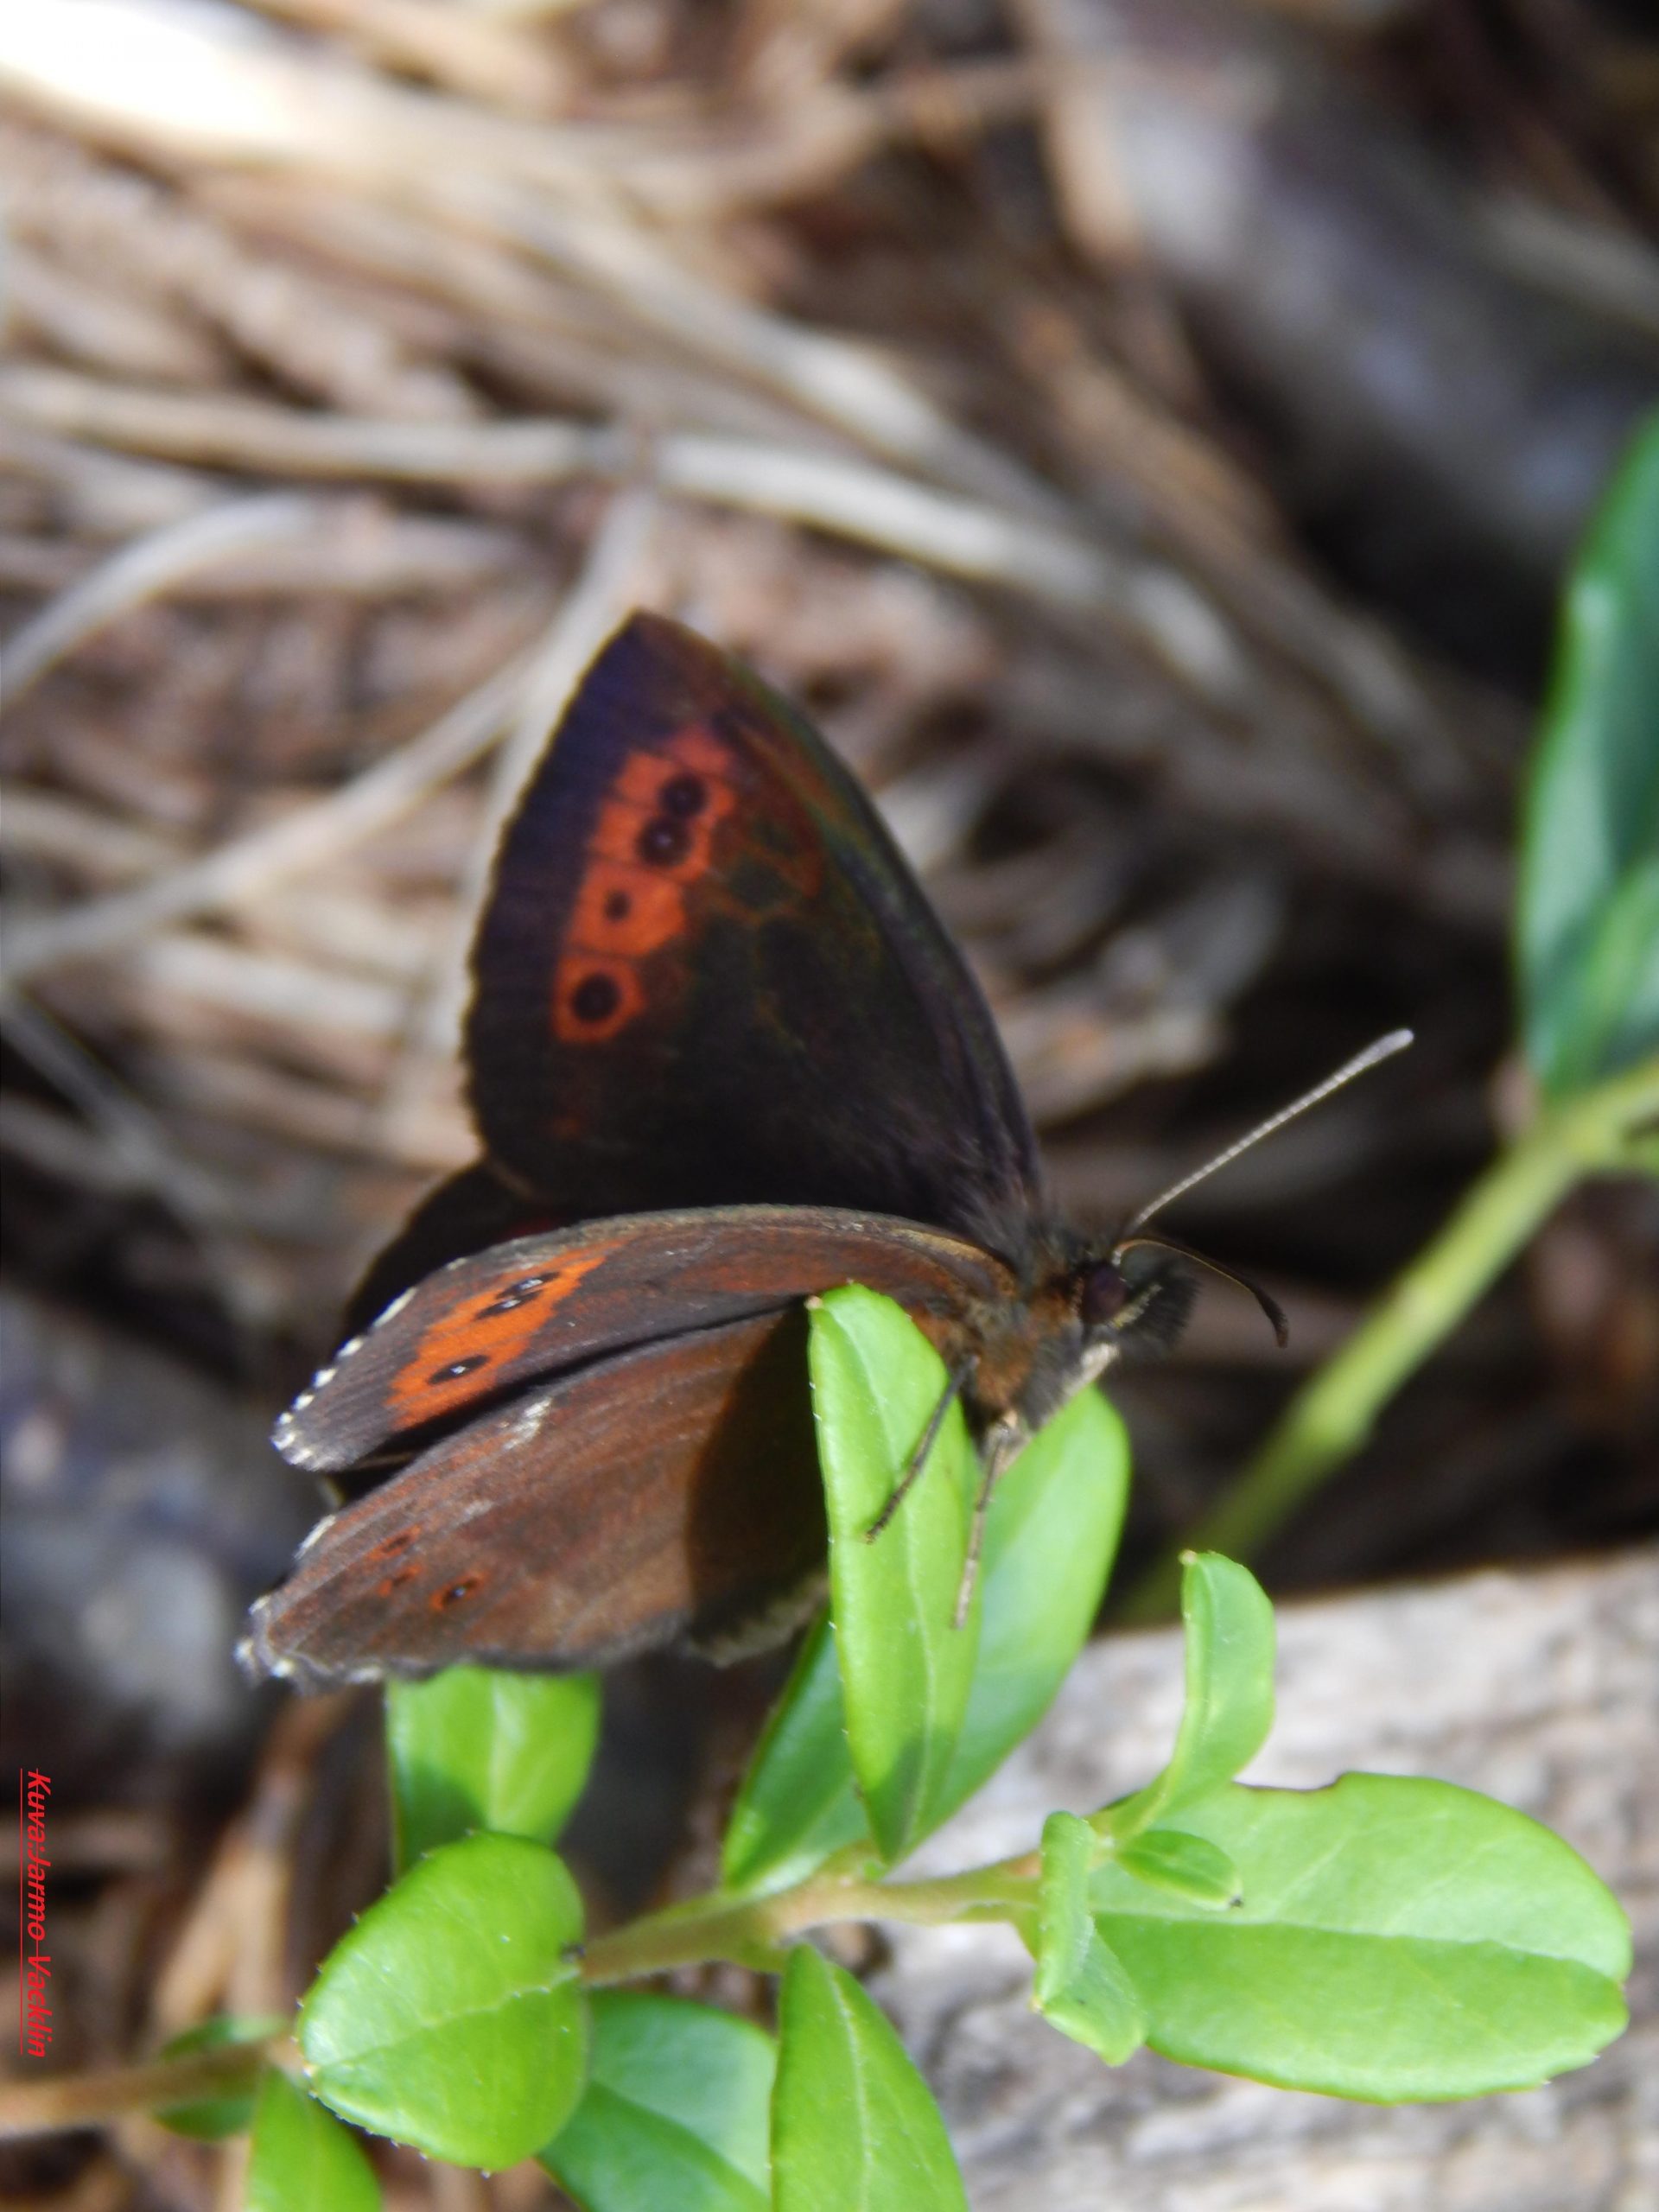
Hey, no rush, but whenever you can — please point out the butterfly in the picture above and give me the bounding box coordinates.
[245,612,1404,1687]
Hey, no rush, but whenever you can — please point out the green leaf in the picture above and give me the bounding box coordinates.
[723,1368,1128,1891]
[772,1947,968,2212]
[1116,1828,1240,1908]
[1033,1813,1147,2064]
[542,1993,774,2212]
[300,1832,588,2167]
[810,1287,981,1863]
[1089,1775,1631,2101]
[1519,408,1659,1096]
[721,1613,867,1894]
[155,2013,286,2139]
[1556,857,1659,1096]
[246,2070,379,2212]
[1109,1552,1274,1839]
[385,1665,600,1869]
[940,1387,1128,1818]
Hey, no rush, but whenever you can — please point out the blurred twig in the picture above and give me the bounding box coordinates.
[0,368,1259,702]
[0,2041,289,2139]
[0,634,533,987]
[1,493,318,701]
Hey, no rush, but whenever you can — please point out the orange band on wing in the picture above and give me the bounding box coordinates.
[391,1248,610,1422]
[554,726,741,1045]
[590,772,735,887]
[566,862,686,961]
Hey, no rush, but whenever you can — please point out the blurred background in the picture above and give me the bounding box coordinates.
[2,0,1656,2202]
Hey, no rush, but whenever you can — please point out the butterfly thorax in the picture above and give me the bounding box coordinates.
[931,1224,1196,1440]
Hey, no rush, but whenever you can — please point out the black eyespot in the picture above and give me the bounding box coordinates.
[478,1270,551,1317]
[430,1353,489,1383]
[1079,1262,1128,1330]
[659,772,708,817]
[604,888,632,920]
[435,1574,482,1609]
[570,971,621,1023]
[636,816,690,866]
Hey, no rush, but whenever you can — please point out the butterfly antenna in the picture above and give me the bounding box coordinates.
[1119,1028,1414,1239]
[1113,1235,1289,1346]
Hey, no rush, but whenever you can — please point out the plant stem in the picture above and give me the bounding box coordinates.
[1116,1052,1659,1624]
[0,2037,291,2139]
[580,1853,1039,1987]
[2,1853,1042,2135]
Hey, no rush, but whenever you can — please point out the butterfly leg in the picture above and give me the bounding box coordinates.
[951,1411,1024,1629]
[865,1356,977,1541]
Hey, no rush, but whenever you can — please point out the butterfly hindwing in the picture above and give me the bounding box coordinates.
[246,1309,825,1685]
[467,613,1039,1241]
[278,1205,1014,1477]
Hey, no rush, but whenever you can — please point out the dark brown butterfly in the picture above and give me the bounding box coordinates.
[245,613,1406,1687]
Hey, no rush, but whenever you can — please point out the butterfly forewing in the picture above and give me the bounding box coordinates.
[467,613,1039,1241]
[247,1311,826,1686]
[251,613,1052,1688]
[276,1205,1014,1477]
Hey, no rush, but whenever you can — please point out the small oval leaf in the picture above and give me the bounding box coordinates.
[772,1947,967,2212]
[1090,1775,1630,2100]
[1116,1828,1241,1908]
[246,2070,380,2212]
[1034,1812,1147,2065]
[726,1334,1128,1891]
[155,2013,286,2140]
[385,1665,600,1868]
[300,1832,588,2167]
[810,1288,980,1864]
[1110,1552,1274,1837]
[543,1991,775,2212]
[941,1387,1128,1818]
[721,1613,866,1895]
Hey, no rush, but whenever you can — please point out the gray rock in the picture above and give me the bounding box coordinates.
[1,1287,315,1793]
[874,1553,1659,2210]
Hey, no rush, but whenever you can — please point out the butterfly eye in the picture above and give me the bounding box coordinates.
[1079,1262,1128,1329]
